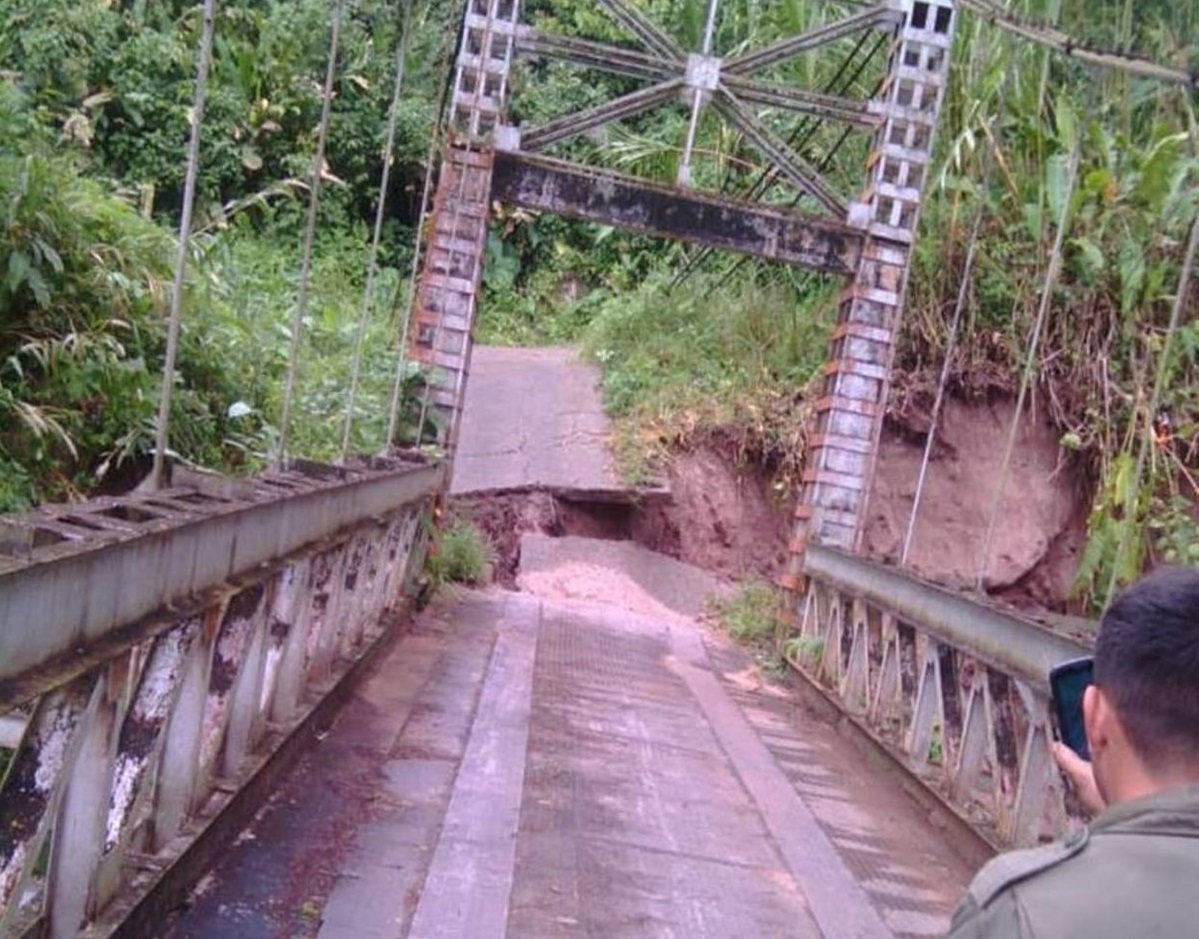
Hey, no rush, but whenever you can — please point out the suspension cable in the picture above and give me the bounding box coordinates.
[677,0,722,187]
[974,135,1083,591]
[152,0,217,489]
[901,191,987,566]
[707,35,891,294]
[278,0,345,465]
[903,21,1019,566]
[672,29,883,288]
[960,0,1196,89]
[341,0,414,460]
[385,1,462,448]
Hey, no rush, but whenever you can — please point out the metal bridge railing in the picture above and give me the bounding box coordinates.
[0,455,442,939]
[791,545,1093,850]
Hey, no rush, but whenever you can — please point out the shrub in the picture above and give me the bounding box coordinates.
[426,520,493,589]
[713,582,786,644]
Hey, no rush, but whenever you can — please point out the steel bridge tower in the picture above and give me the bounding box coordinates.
[411,0,957,574]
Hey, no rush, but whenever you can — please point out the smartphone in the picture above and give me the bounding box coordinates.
[1050,656,1094,760]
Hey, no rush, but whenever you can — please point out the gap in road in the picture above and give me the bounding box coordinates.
[157,347,981,939]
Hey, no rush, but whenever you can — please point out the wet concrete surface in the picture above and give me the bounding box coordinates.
[161,572,972,939]
[159,602,496,939]
[450,348,620,496]
[153,341,979,939]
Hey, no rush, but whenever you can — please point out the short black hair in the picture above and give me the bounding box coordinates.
[1095,566,1199,769]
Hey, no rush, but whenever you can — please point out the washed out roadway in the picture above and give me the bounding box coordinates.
[161,347,974,939]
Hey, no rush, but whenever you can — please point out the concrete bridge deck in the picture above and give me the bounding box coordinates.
[158,347,974,939]
[163,578,972,939]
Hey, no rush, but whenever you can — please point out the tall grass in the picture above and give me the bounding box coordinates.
[579,268,833,484]
[904,4,1198,607]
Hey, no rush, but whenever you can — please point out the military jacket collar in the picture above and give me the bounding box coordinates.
[1092,782,1199,838]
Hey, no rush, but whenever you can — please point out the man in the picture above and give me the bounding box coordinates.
[947,566,1199,938]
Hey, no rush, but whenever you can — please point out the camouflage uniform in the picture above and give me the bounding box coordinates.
[947,784,1199,938]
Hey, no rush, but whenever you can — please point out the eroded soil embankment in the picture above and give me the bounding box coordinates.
[458,397,1090,613]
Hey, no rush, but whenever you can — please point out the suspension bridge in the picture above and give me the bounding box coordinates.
[1,2,1195,938]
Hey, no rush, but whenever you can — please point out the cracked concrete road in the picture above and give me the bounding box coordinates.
[450,347,621,496]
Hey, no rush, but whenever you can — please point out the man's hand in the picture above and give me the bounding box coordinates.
[1052,742,1106,816]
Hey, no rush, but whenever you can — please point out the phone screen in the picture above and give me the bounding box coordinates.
[1050,657,1094,760]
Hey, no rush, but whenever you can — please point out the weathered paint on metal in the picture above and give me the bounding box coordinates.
[0,458,443,689]
[793,551,1091,847]
[491,152,865,275]
[804,544,1089,689]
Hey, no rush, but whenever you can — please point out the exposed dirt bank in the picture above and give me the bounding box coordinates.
[866,398,1089,610]
[455,397,1090,613]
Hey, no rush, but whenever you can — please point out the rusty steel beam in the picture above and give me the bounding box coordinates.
[516,30,677,83]
[593,0,686,62]
[713,88,847,217]
[491,152,863,275]
[726,5,900,76]
[521,80,684,151]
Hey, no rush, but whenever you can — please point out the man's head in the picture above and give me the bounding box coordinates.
[1084,566,1199,805]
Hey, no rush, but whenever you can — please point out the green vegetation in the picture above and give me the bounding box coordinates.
[709,580,796,681]
[0,0,1196,611]
[426,519,494,590]
[712,582,792,680]
[479,0,1199,609]
[782,635,826,670]
[0,0,453,510]
[714,581,788,643]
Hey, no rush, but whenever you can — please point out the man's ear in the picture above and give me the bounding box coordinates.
[1084,684,1113,754]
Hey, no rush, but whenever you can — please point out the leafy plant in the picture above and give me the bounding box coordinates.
[783,635,826,667]
[426,519,493,590]
[713,582,787,643]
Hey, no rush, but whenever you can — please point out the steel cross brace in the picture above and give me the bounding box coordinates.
[593,0,686,62]
[517,30,676,83]
[519,31,878,131]
[521,80,685,152]
[514,2,898,206]
[725,4,900,75]
[713,87,848,217]
[722,74,877,128]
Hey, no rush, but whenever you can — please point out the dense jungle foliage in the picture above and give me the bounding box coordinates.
[0,0,1196,609]
[0,0,456,508]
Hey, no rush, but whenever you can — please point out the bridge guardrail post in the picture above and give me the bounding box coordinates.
[1,458,442,937]
[270,559,314,726]
[790,545,1092,850]
[152,607,221,853]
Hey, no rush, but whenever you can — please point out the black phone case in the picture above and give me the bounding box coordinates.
[1050,658,1093,760]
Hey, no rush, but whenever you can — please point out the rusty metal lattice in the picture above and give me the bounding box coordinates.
[0,459,439,938]
[414,0,954,484]
[791,544,1091,849]
[417,1,957,567]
